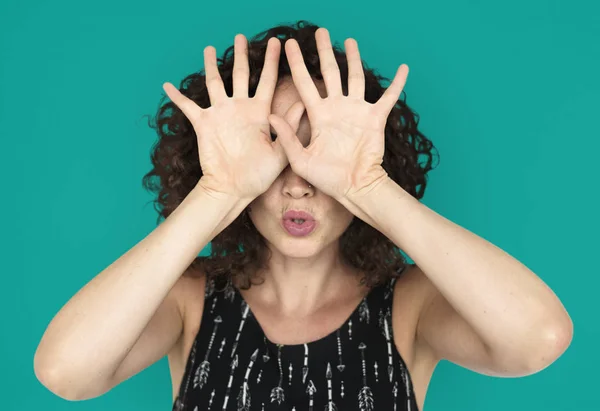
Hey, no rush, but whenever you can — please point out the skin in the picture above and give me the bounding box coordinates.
[244,76,368,319]
[167,29,572,411]
[33,30,570,409]
[167,77,437,411]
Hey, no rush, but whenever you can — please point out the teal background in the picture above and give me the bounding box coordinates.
[1,0,597,409]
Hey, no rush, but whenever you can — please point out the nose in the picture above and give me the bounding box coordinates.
[282,167,314,198]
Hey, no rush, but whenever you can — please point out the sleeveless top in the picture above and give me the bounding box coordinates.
[172,274,419,411]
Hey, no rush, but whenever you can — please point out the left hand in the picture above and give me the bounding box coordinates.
[268,27,409,201]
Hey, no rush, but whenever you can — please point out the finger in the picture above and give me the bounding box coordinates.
[162,82,202,124]
[375,64,409,117]
[315,28,342,98]
[282,100,306,134]
[268,112,309,176]
[344,38,365,99]
[270,100,305,169]
[203,45,228,105]
[284,38,322,108]
[271,136,290,173]
[232,34,250,98]
[255,37,281,103]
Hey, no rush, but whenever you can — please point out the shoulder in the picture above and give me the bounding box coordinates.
[389,264,429,347]
[390,263,441,347]
[390,264,439,395]
[167,268,208,399]
[179,269,208,333]
[169,268,208,358]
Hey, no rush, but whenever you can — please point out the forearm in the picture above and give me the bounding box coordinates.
[34,183,250,383]
[344,177,572,353]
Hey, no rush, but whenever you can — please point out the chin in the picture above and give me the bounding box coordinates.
[268,234,324,258]
[280,250,322,260]
[280,237,320,250]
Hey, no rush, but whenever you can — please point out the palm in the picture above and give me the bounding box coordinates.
[195,100,274,191]
[270,28,409,201]
[163,35,306,200]
[300,97,385,198]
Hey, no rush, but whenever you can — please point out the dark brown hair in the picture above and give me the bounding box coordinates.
[142,20,439,290]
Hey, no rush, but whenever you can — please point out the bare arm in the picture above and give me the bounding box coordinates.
[344,177,573,376]
[33,183,251,400]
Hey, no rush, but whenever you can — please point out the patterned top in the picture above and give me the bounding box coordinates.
[172,274,419,411]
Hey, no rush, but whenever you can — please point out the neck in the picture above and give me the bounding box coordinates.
[245,245,364,317]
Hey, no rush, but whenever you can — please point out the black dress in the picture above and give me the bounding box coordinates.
[172,274,419,411]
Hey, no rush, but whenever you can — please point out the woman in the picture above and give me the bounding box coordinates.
[34,21,573,411]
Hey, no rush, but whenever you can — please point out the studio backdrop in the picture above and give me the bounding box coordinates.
[1,0,597,410]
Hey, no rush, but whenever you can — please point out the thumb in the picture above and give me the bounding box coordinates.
[269,101,308,172]
[283,100,305,132]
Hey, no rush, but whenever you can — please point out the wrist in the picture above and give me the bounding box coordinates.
[193,180,249,207]
[188,182,253,238]
[344,174,392,205]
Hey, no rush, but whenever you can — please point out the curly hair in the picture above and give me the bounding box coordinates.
[142,20,439,290]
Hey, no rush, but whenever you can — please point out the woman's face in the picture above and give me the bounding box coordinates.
[247,77,355,258]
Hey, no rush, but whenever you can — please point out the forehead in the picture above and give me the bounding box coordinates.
[270,76,327,115]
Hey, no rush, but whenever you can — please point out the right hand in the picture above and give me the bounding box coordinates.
[162,34,306,201]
